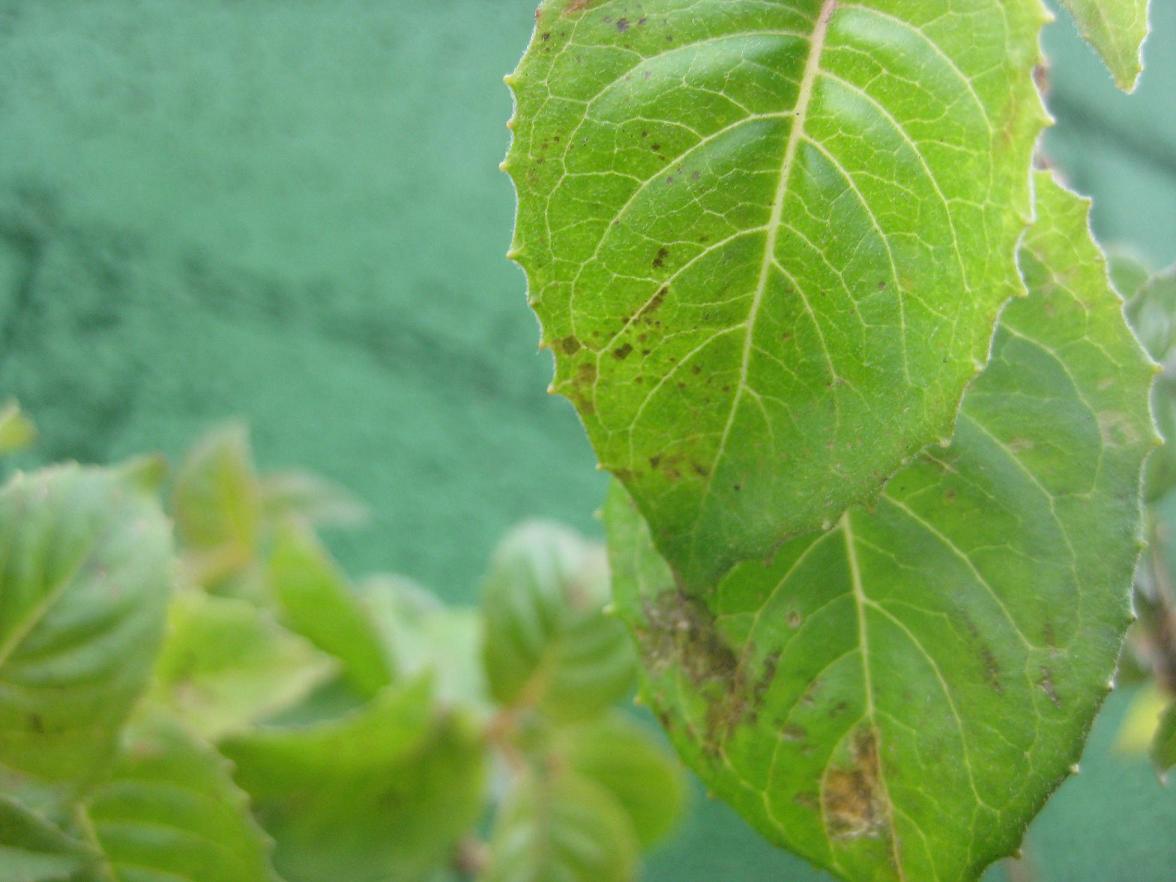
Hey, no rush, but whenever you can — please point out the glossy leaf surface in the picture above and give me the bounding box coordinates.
[507,0,1049,587]
[605,175,1154,882]
[1059,0,1150,91]
[0,467,171,807]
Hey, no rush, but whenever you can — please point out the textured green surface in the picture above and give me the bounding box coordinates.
[0,797,89,882]
[82,716,278,882]
[507,0,1049,588]
[0,466,171,809]
[1058,0,1150,91]
[1,0,1175,879]
[606,174,1154,882]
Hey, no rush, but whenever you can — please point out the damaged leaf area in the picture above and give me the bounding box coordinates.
[604,175,1155,882]
[505,0,1050,588]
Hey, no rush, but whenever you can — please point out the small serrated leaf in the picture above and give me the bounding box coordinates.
[481,522,634,721]
[0,466,172,809]
[1058,0,1151,92]
[81,715,279,882]
[605,173,1154,882]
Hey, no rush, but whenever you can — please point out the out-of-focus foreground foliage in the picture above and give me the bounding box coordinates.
[0,419,686,882]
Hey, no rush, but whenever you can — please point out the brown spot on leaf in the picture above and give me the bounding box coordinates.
[822,729,890,840]
[613,343,633,360]
[616,17,630,31]
[1039,668,1061,707]
[560,335,581,355]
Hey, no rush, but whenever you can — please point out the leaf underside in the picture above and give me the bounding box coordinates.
[1058,0,1150,92]
[507,0,1050,588]
[605,174,1155,882]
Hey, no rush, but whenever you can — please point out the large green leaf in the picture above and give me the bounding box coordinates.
[605,174,1155,882]
[221,677,486,882]
[481,522,634,721]
[80,716,277,882]
[267,525,395,699]
[0,466,172,808]
[506,0,1050,588]
[0,797,91,882]
[149,591,336,741]
[480,771,638,882]
[1058,0,1150,92]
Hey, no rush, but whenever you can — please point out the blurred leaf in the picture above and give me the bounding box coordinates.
[559,711,687,848]
[1125,265,1176,363]
[0,403,35,456]
[360,575,487,710]
[480,771,638,882]
[222,677,486,882]
[0,466,172,809]
[82,715,278,882]
[1108,250,1152,301]
[267,525,395,698]
[0,797,91,882]
[260,470,368,529]
[172,424,262,586]
[1153,700,1176,774]
[481,522,634,722]
[1114,684,1168,754]
[1144,375,1176,502]
[1058,0,1150,92]
[150,591,336,741]
[113,453,170,494]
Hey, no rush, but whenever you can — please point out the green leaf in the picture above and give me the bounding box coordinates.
[481,522,634,721]
[267,525,395,698]
[1058,0,1150,92]
[1153,700,1176,775]
[0,797,91,882]
[81,716,278,882]
[558,711,687,848]
[222,677,486,882]
[150,591,337,741]
[0,403,36,456]
[480,771,638,882]
[1125,264,1176,363]
[360,576,488,710]
[260,470,369,529]
[605,173,1155,882]
[506,0,1050,588]
[172,424,262,586]
[0,466,172,808]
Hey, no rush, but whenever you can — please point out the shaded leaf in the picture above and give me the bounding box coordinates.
[480,771,637,882]
[0,466,172,808]
[1058,0,1150,92]
[222,677,486,882]
[506,0,1050,588]
[1153,700,1176,775]
[150,591,336,740]
[0,797,90,882]
[481,522,634,721]
[558,711,687,848]
[267,525,395,698]
[81,716,277,882]
[605,174,1154,882]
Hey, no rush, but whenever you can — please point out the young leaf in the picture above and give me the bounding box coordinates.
[605,174,1155,882]
[221,677,486,882]
[1153,700,1176,775]
[0,403,36,456]
[267,525,395,698]
[1058,0,1151,92]
[506,0,1050,588]
[150,591,337,740]
[558,711,687,848]
[80,716,278,882]
[480,771,638,882]
[0,466,172,808]
[481,522,634,721]
[0,797,91,882]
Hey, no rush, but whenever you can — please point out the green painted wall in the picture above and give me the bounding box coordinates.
[1,1,1174,879]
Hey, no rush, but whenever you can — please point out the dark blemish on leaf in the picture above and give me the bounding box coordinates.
[1039,668,1061,707]
[638,16,648,25]
[652,247,669,269]
[638,287,668,321]
[782,724,807,742]
[541,31,551,41]
[613,343,633,360]
[788,610,802,629]
[795,792,819,809]
[616,17,630,31]
[641,130,648,138]
[560,335,581,354]
[693,463,709,477]
[980,643,1003,694]
[733,483,742,492]
[822,728,890,840]
[691,364,702,375]
[878,280,886,290]
[651,143,661,151]
[649,454,662,469]
[691,171,701,182]
[29,713,44,734]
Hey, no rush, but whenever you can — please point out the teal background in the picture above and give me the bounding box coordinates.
[1,1,1174,879]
